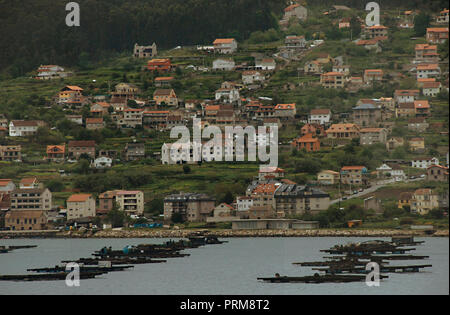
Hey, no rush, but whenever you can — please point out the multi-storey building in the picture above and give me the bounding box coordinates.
[274,184,330,216]
[0,145,21,162]
[213,38,238,54]
[164,192,216,222]
[133,43,157,58]
[66,194,96,220]
[10,188,52,212]
[411,189,440,215]
[340,166,368,186]
[68,140,96,160]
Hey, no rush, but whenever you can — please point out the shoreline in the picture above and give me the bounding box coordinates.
[0,228,448,239]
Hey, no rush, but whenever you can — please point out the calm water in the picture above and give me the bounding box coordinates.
[0,237,448,295]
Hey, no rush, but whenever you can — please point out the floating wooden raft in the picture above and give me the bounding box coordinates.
[61,257,167,265]
[321,248,415,255]
[0,271,105,282]
[391,236,425,246]
[0,245,37,253]
[7,245,38,250]
[92,251,190,259]
[324,254,429,261]
[27,265,134,273]
[313,264,432,274]
[258,274,389,284]
[293,260,385,267]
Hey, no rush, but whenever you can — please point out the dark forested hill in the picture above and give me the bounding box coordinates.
[0,0,286,76]
[0,0,447,77]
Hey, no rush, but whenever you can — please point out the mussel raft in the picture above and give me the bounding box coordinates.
[0,235,227,282]
[259,238,432,284]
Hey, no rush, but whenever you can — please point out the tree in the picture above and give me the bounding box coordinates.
[107,203,126,228]
[350,16,361,38]
[46,180,64,192]
[221,191,234,205]
[171,212,184,224]
[414,13,431,37]
[183,165,191,174]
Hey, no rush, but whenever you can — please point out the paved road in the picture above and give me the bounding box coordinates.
[330,177,425,205]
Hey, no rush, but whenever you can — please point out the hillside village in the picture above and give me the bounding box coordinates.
[0,3,449,232]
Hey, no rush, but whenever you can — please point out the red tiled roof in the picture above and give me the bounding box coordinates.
[67,194,92,203]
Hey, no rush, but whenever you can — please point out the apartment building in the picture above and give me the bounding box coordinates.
[4,211,47,231]
[352,103,382,127]
[326,124,360,139]
[274,184,330,216]
[10,188,52,212]
[0,145,21,162]
[359,128,388,145]
[66,194,96,220]
[320,72,346,89]
[340,166,368,186]
[411,189,439,215]
[164,192,216,222]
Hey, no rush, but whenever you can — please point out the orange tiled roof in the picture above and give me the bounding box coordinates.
[365,69,383,75]
[367,25,387,29]
[0,179,13,187]
[415,44,437,50]
[417,64,439,70]
[86,118,104,124]
[155,77,174,81]
[423,82,441,89]
[67,194,92,203]
[213,38,235,44]
[20,177,37,185]
[326,124,360,132]
[65,85,83,91]
[427,27,449,32]
[414,100,430,109]
[252,183,279,195]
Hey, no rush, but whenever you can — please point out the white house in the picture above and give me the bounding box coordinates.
[212,58,235,71]
[161,142,202,165]
[0,179,16,193]
[394,90,420,104]
[416,64,441,79]
[376,163,406,181]
[66,115,83,125]
[213,38,238,54]
[36,65,69,80]
[411,157,439,169]
[332,65,350,76]
[422,82,441,97]
[256,58,276,71]
[236,196,254,212]
[93,157,112,169]
[9,120,41,137]
[309,109,331,125]
[215,88,240,104]
[242,71,265,85]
